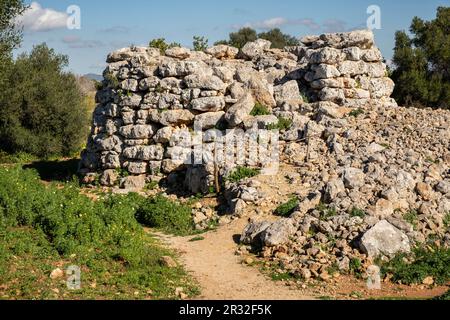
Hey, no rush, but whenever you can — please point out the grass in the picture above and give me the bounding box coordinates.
[189,236,205,242]
[349,258,363,278]
[226,166,260,183]
[0,166,199,300]
[403,210,419,229]
[266,117,293,131]
[380,245,450,285]
[274,197,299,217]
[349,207,366,218]
[250,102,271,116]
[444,212,450,228]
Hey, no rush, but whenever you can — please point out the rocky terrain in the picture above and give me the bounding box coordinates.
[79,29,449,284]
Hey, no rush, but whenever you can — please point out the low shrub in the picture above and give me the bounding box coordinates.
[226,166,260,183]
[250,102,271,116]
[381,245,450,285]
[274,197,299,217]
[136,194,194,236]
[266,117,293,131]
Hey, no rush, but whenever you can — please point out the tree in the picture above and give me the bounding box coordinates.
[0,0,27,59]
[228,27,258,49]
[258,28,300,48]
[193,35,208,51]
[0,44,89,158]
[391,6,449,109]
[215,27,299,49]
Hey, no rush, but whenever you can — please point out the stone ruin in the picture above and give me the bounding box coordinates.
[79,29,397,193]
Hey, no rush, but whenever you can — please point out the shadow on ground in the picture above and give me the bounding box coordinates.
[23,158,80,182]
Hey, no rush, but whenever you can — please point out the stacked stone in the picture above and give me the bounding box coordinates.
[298,30,397,109]
[79,41,301,192]
[79,29,399,192]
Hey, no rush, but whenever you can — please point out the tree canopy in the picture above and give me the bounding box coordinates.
[391,6,449,109]
[215,27,299,49]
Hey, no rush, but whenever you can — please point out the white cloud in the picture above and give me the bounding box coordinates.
[16,2,69,32]
[234,17,321,31]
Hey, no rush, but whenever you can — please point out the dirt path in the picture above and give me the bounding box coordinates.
[156,217,315,300]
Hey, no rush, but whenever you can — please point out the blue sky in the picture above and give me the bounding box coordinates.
[16,0,448,75]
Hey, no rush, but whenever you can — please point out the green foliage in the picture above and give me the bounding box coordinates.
[316,202,338,219]
[250,102,271,116]
[391,7,450,109]
[381,245,450,285]
[274,197,299,217]
[104,72,119,89]
[403,210,419,228]
[215,27,299,49]
[0,44,89,158]
[444,212,450,228]
[348,108,365,117]
[266,117,293,131]
[135,194,194,236]
[258,28,300,48]
[193,36,208,51]
[349,258,363,277]
[349,207,366,218]
[0,166,198,299]
[0,167,199,299]
[149,38,181,54]
[0,0,28,59]
[227,27,258,49]
[226,166,260,183]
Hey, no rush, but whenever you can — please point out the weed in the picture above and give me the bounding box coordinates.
[250,102,271,116]
[266,117,293,131]
[403,210,419,229]
[274,197,299,217]
[226,166,260,183]
[349,207,366,218]
[189,236,205,242]
[348,108,365,117]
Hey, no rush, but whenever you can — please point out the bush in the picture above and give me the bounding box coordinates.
[274,197,299,217]
[136,194,194,236]
[149,38,181,54]
[349,207,366,218]
[258,28,299,48]
[266,117,293,131]
[381,245,450,285]
[250,102,271,116]
[0,44,89,158]
[193,36,208,51]
[226,166,260,183]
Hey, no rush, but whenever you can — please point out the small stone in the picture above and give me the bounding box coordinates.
[50,268,64,280]
[159,256,178,268]
[422,276,434,286]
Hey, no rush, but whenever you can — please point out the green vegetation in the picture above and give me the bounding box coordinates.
[0,43,90,159]
[348,108,365,117]
[136,194,194,236]
[215,27,299,49]
[250,102,271,116]
[403,210,419,228]
[274,197,299,217]
[266,117,293,131]
[380,245,450,285]
[258,28,300,48]
[226,166,260,183]
[444,212,450,228]
[317,202,338,219]
[391,7,449,109]
[349,258,363,278]
[193,36,208,51]
[149,38,181,54]
[349,207,367,218]
[0,166,198,299]
[189,236,205,242]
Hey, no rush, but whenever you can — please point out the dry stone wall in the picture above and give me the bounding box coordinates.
[79,29,397,192]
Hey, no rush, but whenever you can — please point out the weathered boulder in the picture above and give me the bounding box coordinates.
[360,220,411,258]
[225,93,255,127]
[261,218,297,247]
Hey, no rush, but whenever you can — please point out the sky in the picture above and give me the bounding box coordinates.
[15,0,449,75]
